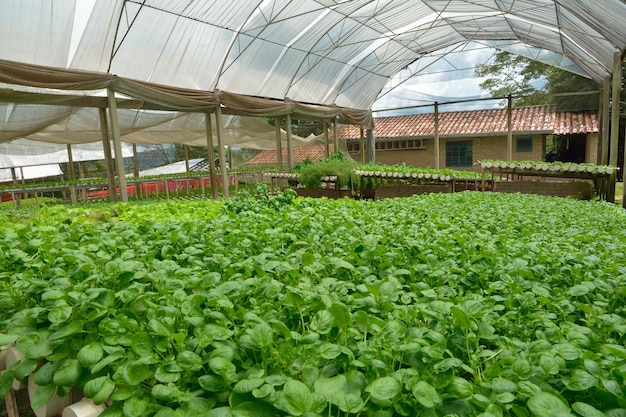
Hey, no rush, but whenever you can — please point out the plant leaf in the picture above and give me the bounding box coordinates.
[281,380,313,416]
[365,376,401,402]
[571,402,607,417]
[30,383,57,410]
[527,392,572,417]
[77,343,104,367]
[411,381,441,408]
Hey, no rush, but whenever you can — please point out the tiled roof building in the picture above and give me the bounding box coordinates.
[244,143,336,166]
[339,105,598,139]
[244,105,599,168]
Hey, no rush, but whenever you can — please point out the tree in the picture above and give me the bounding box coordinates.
[474,51,549,106]
[474,50,600,110]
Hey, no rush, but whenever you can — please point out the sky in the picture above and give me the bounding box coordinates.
[372,42,501,116]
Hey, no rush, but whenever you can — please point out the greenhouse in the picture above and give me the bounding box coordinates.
[2,1,626,416]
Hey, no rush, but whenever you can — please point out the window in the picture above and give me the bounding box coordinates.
[516,136,533,152]
[347,138,426,153]
[346,141,360,154]
[446,140,473,167]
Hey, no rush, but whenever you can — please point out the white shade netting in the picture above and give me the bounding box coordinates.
[1,0,626,171]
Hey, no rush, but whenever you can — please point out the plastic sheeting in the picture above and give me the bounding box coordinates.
[0,139,133,168]
[0,165,63,183]
[0,0,625,155]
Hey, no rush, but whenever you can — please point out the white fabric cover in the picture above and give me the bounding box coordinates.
[0,0,625,161]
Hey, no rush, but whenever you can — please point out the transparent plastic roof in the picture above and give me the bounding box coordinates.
[0,0,625,153]
[2,0,623,110]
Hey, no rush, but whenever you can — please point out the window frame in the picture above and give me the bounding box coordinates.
[445,140,473,168]
[516,136,533,153]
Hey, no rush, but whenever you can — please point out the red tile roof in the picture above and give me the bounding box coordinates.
[244,105,598,166]
[340,105,598,139]
[244,142,336,166]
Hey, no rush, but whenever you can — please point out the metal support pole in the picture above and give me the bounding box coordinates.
[107,89,128,202]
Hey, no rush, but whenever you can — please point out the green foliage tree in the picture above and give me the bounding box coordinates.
[474,50,600,110]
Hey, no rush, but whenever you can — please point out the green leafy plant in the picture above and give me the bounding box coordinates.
[1,193,625,416]
[296,151,358,189]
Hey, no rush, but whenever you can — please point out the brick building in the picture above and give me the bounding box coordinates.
[342,105,598,169]
[245,105,599,169]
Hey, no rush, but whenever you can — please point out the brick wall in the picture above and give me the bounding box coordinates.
[374,135,545,169]
[375,183,452,199]
[375,146,436,167]
[586,133,598,164]
[471,134,544,162]
[494,179,592,200]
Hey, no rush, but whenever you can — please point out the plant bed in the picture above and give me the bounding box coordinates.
[1,193,626,416]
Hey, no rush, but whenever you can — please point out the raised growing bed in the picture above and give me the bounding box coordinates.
[479,160,617,201]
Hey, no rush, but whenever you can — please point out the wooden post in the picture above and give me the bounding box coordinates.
[600,76,610,165]
[609,52,622,167]
[215,106,229,198]
[107,89,128,202]
[132,143,141,197]
[434,102,440,169]
[99,108,118,203]
[10,167,20,208]
[324,122,330,158]
[333,117,339,154]
[286,113,294,170]
[622,130,626,208]
[275,117,284,172]
[66,144,78,203]
[359,127,365,164]
[366,129,375,163]
[205,112,218,199]
[132,143,140,177]
[184,145,190,172]
[4,389,19,417]
[507,95,513,161]
[66,144,75,181]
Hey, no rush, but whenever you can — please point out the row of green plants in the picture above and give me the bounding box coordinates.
[5,155,612,195]
[293,153,480,192]
[480,160,617,175]
[0,167,281,192]
[1,192,625,416]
